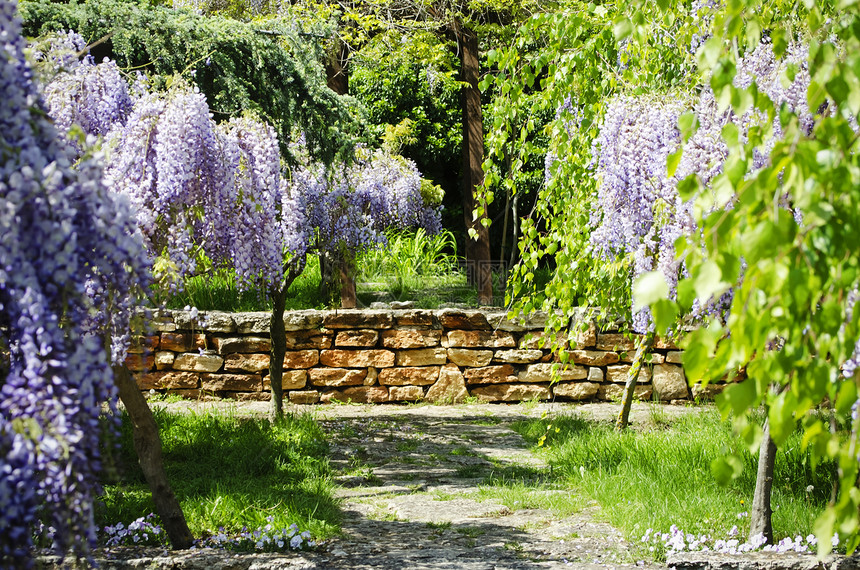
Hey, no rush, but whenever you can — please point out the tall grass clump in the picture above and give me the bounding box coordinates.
[358,228,460,285]
[98,407,339,540]
[512,409,836,546]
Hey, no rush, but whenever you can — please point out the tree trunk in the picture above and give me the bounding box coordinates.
[325,38,349,96]
[269,286,287,421]
[616,331,655,430]
[338,255,357,309]
[113,365,193,549]
[457,25,492,305]
[749,418,777,544]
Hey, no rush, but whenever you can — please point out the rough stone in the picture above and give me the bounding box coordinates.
[447,348,493,367]
[150,314,177,332]
[335,329,379,347]
[691,382,725,400]
[289,390,320,404]
[598,383,653,401]
[378,367,440,386]
[666,351,684,364]
[125,353,154,372]
[396,348,448,366]
[518,363,587,383]
[596,333,639,352]
[587,367,604,383]
[233,312,271,334]
[201,373,262,392]
[364,367,378,386]
[173,353,224,373]
[332,386,389,403]
[284,330,331,350]
[486,311,547,332]
[655,335,680,350]
[160,332,206,352]
[224,353,270,373]
[394,310,436,328]
[309,368,368,387]
[653,364,689,401]
[666,550,858,570]
[426,364,469,404]
[171,389,202,400]
[493,349,544,364]
[282,310,324,331]
[472,383,551,402]
[553,382,600,400]
[572,320,597,348]
[446,330,516,348]
[323,310,394,330]
[175,311,235,333]
[155,351,175,371]
[274,370,308,390]
[606,364,653,384]
[136,371,199,390]
[568,350,619,366]
[321,349,395,368]
[438,309,491,330]
[127,335,159,354]
[389,385,425,401]
[230,392,270,402]
[381,329,441,349]
[212,336,271,354]
[282,350,320,369]
[463,365,518,385]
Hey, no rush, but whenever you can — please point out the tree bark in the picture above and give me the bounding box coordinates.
[113,365,193,549]
[269,286,287,421]
[338,255,357,309]
[749,418,777,544]
[457,25,493,305]
[325,38,349,96]
[616,331,655,430]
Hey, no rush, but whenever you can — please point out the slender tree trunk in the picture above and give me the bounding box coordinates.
[113,365,193,548]
[457,25,492,305]
[749,418,777,544]
[616,331,655,430]
[338,255,357,309]
[325,38,349,96]
[269,286,287,421]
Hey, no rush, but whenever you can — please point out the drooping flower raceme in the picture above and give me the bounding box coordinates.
[0,0,151,565]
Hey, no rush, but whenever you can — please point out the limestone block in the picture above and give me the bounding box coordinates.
[155,351,175,371]
[568,350,619,367]
[447,349,493,367]
[283,350,320,369]
[606,364,652,384]
[666,351,683,364]
[573,321,598,349]
[125,353,154,372]
[493,349,544,364]
[176,311,235,333]
[598,384,653,401]
[396,348,448,367]
[653,364,690,401]
[692,382,725,400]
[263,370,308,391]
[320,349,395,368]
[394,310,436,328]
[234,312,271,334]
[486,311,547,332]
[587,367,604,383]
[426,364,469,404]
[596,333,640,352]
[438,309,491,330]
[553,382,600,400]
[136,371,199,390]
[213,336,271,354]
[224,353,270,373]
[389,385,425,401]
[464,365,518,385]
[519,332,546,350]
[160,332,206,353]
[518,363,587,383]
[150,314,177,332]
[201,373,262,392]
[127,335,160,354]
[381,329,442,349]
[232,392,270,402]
[379,367,440,386]
[654,336,680,350]
[323,310,394,329]
[173,352,224,373]
[473,384,551,402]
[365,367,378,386]
[289,390,320,405]
[309,368,368,387]
[330,386,389,403]
[335,329,379,347]
[171,389,202,400]
[285,330,331,350]
[282,310,324,331]
[446,330,516,348]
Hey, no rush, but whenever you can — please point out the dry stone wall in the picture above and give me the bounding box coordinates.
[127,309,723,404]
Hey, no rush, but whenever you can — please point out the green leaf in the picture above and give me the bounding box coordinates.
[613,17,633,41]
[718,379,759,416]
[699,36,723,70]
[711,455,744,485]
[826,75,850,106]
[693,260,729,303]
[815,508,836,557]
[667,149,683,178]
[678,175,699,201]
[633,271,669,311]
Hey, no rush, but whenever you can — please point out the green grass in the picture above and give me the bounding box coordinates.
[511,409,836,546]
[98,407,340,540]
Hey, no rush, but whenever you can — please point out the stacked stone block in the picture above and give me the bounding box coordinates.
[127,308,718,404]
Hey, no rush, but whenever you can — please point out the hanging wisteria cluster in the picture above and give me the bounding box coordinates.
[0,0,151,565]
[586,37,813,333]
